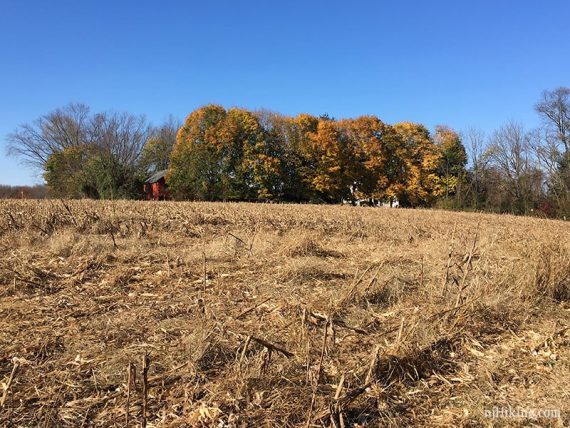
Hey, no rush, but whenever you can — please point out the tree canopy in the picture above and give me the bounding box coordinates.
[167,105,463,206]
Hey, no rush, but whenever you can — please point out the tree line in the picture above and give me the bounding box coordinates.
[168,106,466,206]
[5,87,570,218]
[0,184,47,199]
[460,87,570,217]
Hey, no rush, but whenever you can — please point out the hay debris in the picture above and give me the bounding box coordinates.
[0,200,569,426]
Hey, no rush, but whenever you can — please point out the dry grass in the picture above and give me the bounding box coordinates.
[0,200,569,427]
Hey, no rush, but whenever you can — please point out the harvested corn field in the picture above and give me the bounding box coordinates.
[0,200,569,427]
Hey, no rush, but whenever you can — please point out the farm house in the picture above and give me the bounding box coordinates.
[143,170,169,200]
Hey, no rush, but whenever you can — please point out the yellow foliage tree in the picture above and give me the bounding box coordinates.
[339,116,405,201]
[393,122,443,205]
[434,125,467,197]
[308,119,359,202]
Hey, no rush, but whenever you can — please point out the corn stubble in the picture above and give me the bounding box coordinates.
[0,200,569,427]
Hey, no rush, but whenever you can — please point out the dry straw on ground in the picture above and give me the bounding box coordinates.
[0,200,569,427]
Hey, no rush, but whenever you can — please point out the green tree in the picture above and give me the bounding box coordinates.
[44,145,96,198]
[289,114,321,200]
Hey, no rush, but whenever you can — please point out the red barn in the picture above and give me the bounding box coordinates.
[144,170,169,200]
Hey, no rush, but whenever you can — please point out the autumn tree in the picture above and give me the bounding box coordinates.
[434,125,467,199]
[287,114,321,200]
[339,116,397,201]
[169,105,283,200]
[308,119,358,202]
[254,111,318,201]
[168,105,227,199]
[392,122,443,206]
[216,107,281,199]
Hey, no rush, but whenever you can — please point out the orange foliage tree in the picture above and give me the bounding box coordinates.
[339,116,399,201]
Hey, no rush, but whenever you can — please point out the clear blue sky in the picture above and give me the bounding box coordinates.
[1,0,569,185]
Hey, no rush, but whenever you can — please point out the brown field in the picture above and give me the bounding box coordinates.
[0,200,569,427]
